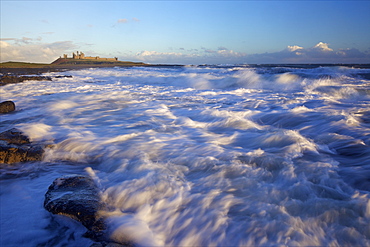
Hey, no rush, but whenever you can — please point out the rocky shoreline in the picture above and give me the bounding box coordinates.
[0,126,132,246]
[0,67,74,86]
[0,102,132,246]
[0,128,44,164]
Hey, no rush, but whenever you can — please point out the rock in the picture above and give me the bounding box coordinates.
[0,128,44,164]
[0,75,52,86]
[0,128,30,144]
[54,75,73,79]
[0,101,15,113]
[44,175,107,241]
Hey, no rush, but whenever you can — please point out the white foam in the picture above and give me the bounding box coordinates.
[50,100,79,111]
[1,65,370,246]
[18,123,54,142]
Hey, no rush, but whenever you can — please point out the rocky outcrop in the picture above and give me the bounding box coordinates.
[0,75,52,86]
[44,175,107,241]
[0,101,15,113]
[0,128,44,164]
[0,74,73,86]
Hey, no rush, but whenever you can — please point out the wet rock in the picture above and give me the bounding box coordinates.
[54,75,73,79]
[0,128,44,164]
[0,128,30,145]
[44,175,107,241]
[0,75,52,86]
[0,101,15,113]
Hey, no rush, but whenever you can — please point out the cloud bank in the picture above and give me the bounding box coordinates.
[127,42,369,64]
[1,40,369,64]
[246,42,370,64]
[0,38,77,63]
[130,47,246,64]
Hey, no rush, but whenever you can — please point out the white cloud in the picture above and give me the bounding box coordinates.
[247,42,370,64]
[216,48,246,58]
[313,42,333,52]
[117,18,128,24]
[287,45,303,52]
[0,39,77,63]
[129,46,247,64]
[133,50,200,64]
[198,47,246,60]
[0,41,10,48]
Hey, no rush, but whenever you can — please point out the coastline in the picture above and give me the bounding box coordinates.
[0,60,183,85]
[0,61,146,75]
[0,61,185,76]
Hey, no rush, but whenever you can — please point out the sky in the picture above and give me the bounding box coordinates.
[1,0,370,64]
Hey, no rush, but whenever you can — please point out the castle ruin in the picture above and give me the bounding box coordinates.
[62,51,118,61]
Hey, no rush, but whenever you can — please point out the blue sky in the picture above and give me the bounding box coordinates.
[1,1,369,64]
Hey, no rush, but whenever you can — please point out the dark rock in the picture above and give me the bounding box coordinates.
[54,75,73,79]
[44,175,107,241]
[0,75,52,86]
[0,128,44,164]
[0,101,15,113]
[0,128,30,144]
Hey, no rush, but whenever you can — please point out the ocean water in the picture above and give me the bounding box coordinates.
[1,65,370,246]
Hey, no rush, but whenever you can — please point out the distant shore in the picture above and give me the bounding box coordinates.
[0,60,147,75]
[0,61,184,86]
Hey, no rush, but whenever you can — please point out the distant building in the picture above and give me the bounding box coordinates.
[61,51,118,61]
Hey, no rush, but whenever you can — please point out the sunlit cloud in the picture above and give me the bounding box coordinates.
[313,42,333,52]
[0,39,78,63]
[287,45,303,52]
[247,42,370,64]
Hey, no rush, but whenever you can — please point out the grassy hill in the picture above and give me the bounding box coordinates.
[0,59,149,75]
[50,58,146,67]
[0,59,147,69]
[0,62,51,68]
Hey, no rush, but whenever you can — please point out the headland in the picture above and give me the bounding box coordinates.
[0,51,148,75]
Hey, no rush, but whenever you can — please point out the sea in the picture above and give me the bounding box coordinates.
[1,64,370,246]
